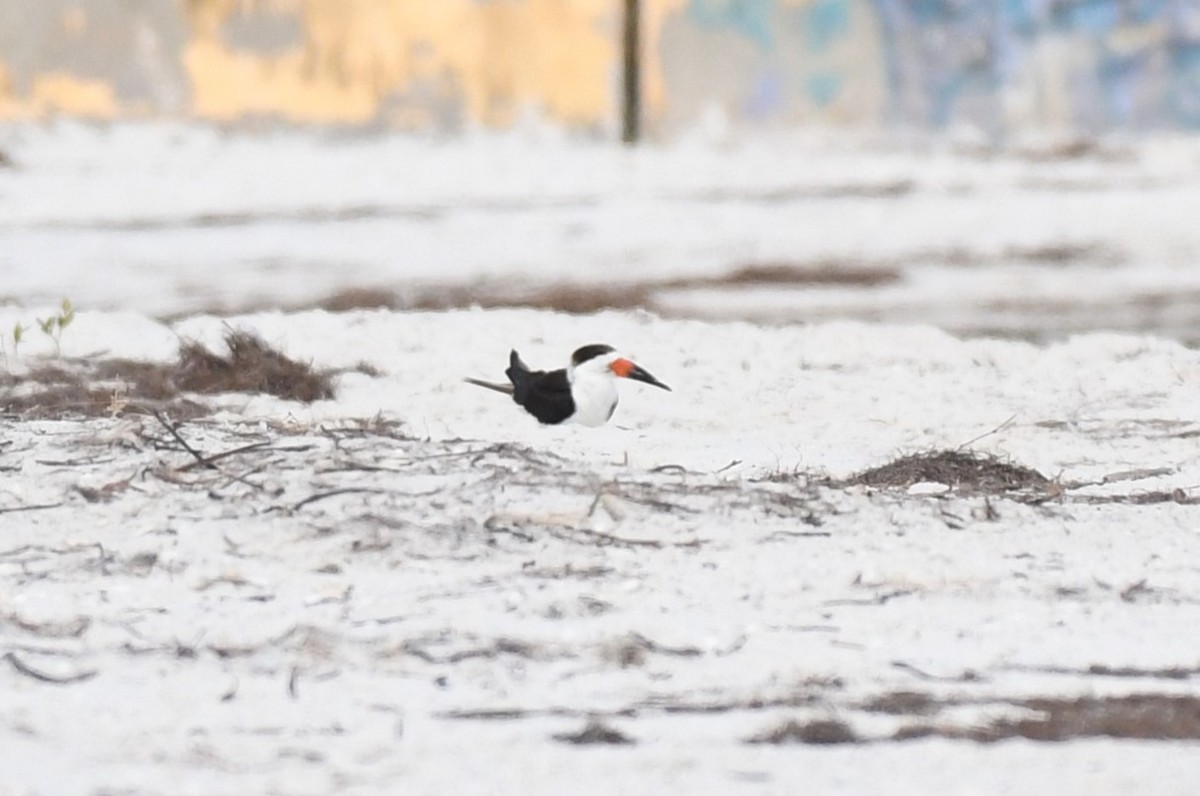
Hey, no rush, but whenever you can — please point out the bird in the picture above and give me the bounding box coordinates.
[465,344,671,426]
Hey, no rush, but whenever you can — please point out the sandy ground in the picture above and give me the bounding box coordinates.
[4,124,1200,341]
[3,126,1200,794]
[3,309,1200,795]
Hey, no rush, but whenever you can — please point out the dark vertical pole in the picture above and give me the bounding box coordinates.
[621,0,641,144]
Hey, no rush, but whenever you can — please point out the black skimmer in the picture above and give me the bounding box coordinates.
[465,344,671,426]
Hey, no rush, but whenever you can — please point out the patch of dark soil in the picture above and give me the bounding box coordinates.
[0,362,208,420]
[1005,662,1200,680]
[913,241,1122,270]
[178,329,334,402]
[290,241,1113,323]
[861,691,941,716]
[961,137,1132,163]
[844,450,1051,496]
[303,260,900,318]
[316,287,403,312]
[0,149,13,169]
[973,695,1200,742]
[1069,489,1199,506]
[892,725,940,741]
[1034,140,1135,162]
[307,282,646,316]
[1003,242,1117,265]
[92,359,184,400]
[690,179,915,204]
[719,261,901,287]
[501,284,653,315]
[746,718,860,745]
[876,692,1200,743]
[553,720,635,745]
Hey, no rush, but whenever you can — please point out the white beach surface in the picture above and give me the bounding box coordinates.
[3,123,1200,341]
[2,126,1200,794]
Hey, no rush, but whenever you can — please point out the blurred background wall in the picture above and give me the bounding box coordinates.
[1,0,1197,136]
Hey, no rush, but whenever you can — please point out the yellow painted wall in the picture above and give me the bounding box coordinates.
[0,0,882,130]
[0,0,640,127]
[184,0,619,126]
[0,68,118,119]
[0,4,125,120]
[0,1,1193,133]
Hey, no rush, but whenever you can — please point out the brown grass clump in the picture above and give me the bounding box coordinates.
[846,450,1050,495]
[746,717,859,745]
[177,329,334,402]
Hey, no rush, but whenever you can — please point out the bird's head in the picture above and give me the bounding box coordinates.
[569,344,671,391]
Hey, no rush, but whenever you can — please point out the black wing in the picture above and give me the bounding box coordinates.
[506,350,574,425]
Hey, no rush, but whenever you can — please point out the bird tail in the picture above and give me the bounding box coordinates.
[507,349,529,375]
[463,377,514,395]
[505,349,532,389]
[466,350,528,397]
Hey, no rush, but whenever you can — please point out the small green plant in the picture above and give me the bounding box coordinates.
[12,322,26,359]
[1,321,26,370]
[36,298,75,356]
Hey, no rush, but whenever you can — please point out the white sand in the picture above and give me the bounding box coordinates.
[3,126,1200,794]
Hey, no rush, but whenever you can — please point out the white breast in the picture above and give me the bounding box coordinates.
[568,371,619,427]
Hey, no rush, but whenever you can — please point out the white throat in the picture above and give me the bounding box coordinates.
[567,359,620,427]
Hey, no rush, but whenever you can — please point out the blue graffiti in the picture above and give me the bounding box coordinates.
[687,0,775,50]
[1168,42,1200,126]
[745,70,784,117]
[808,0,851,52]
[869,0,1200,132]
[687,0,855,114]
[807,72,844,107]
[681,0,1200,132]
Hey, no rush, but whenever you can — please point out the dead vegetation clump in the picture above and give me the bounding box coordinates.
[746,717,859,745]
[177,329,334,402]
[1,329,336,419]
[552,720,636,746]
[845,450,1051,496]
